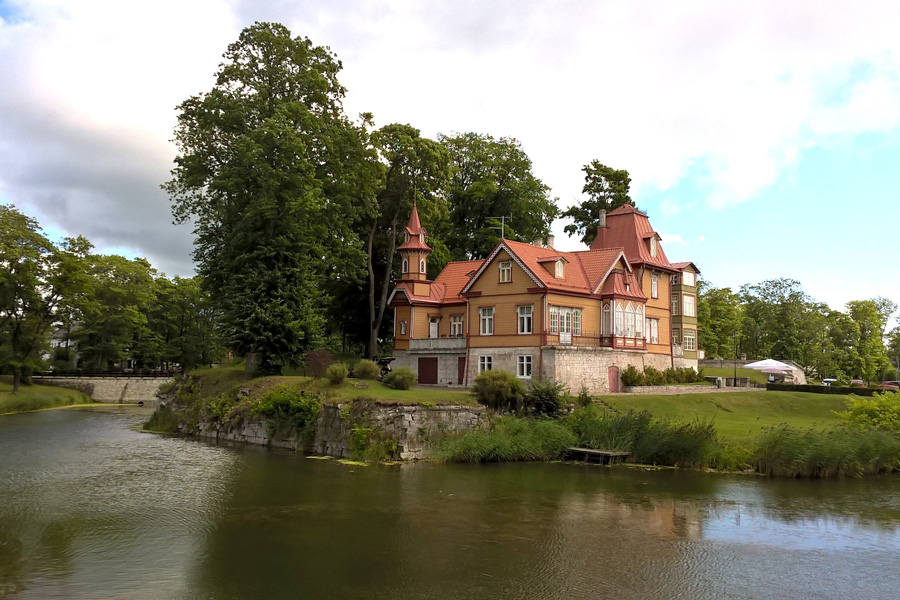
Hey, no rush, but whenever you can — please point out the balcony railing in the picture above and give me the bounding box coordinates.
[409,337,467,351]
[541,333,647,350]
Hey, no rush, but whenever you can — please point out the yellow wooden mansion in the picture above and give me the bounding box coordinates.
[388,204,699,393]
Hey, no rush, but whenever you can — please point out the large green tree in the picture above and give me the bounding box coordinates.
[561,161,634,246]
[846,298,895,381]
[0,206,87,390]
[436,132,557,260]
[358,122,451,358]
[697,280,743,359]
[164,22,368,374]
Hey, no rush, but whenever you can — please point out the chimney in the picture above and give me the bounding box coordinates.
[598,209,607,229]
[546,235,555,249]
[532,238,544,247]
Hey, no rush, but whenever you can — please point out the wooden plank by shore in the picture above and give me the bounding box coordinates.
[566,447,631,464]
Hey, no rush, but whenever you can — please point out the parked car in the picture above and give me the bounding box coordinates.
[849,379,865,386]
[822,378,837,387]
[880,381,899,390]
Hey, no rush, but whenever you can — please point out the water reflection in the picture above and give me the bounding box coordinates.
[1,410,899,599]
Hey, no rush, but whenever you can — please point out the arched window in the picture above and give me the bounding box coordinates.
[635,305,644,338]
[419,259,426,274]
[402,258,408,273]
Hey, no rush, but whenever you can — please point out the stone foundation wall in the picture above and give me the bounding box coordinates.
[192,402,486,460]
[544,347,672,395]
[35,376,172,403]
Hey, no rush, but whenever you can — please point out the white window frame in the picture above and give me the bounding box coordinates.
[671,292,680,316]
[615,302,624,337]
[479,355,493,372]
[420,259,426,274]
[602,303,611,335]
[499,260,511,283]
[402,258,408,274]
[555,260,564,278]
[670,274,679,286]
[450,315,463,337]
[399,320,407,335]
[683,294,696,317]
[651,272,659,298]
[573,308,582,336]
[517,305,533,334]
[625,302,636,338]
[684,329,696,351]
[517,355,532,379]
[682,272,695,287]
[650,236,658,257]
[479,307,494,335]
[635,305,644,338]
[672,327,681,345]
[549,306,559,334]
[647,318,659,344]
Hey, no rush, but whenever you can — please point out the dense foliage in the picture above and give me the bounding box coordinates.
[382,366,417,390]
[472,370,526,410]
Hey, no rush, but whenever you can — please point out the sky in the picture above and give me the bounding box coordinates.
[1,0,899,325]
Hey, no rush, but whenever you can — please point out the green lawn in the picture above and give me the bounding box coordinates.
[0,377,94,415]
[700,366,771,385]
[599,390,849,442]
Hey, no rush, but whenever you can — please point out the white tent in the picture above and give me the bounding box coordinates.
[743,359,793,371]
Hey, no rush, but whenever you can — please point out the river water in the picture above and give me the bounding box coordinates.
[1,408,899,599]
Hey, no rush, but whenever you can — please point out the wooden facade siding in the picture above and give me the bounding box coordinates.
[467,250,540,295]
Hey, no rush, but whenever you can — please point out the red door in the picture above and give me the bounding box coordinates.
[608,366,620,393]
[457,357,466,385]
[418,357,438,385]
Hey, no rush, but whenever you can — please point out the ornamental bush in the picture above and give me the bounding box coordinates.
[383,367,417,390]
[526,379,568,417]
[351,359,379,380]
[620,364,644,386]
[472,370,526,411]
[325,362,348,385]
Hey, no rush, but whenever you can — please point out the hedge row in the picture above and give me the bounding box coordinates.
[765,383,880,396]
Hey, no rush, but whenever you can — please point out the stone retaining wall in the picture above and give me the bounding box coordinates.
[192,402,487,460]
[35,376,172,403]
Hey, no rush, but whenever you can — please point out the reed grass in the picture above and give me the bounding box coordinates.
[440,417,576,462]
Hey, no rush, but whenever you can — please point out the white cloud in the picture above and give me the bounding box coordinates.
[3,0,900,276]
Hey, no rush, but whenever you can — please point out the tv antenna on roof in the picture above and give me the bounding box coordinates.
[488,216,512,239]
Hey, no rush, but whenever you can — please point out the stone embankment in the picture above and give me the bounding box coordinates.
[35,375,173,403]
[161,389,486,460]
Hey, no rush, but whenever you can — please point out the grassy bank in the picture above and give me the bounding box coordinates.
[599,390,846,442]
[701,366,770,385]
[0,376,94,415]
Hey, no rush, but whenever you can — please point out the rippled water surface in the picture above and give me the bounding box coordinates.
[2,409,900,599]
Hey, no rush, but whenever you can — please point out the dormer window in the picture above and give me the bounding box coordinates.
[405,232,410,243]
[419,233,424,244]
[650,236,658,257]
[555,260,564,278]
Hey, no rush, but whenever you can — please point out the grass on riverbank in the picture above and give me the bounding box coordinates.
[0,376,94,415]
[598,390,846,443]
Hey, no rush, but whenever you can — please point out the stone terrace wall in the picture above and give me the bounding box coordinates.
[36,376,172,403]
[193,402,486,460]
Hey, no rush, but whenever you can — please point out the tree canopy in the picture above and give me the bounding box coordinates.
[561,160,634,246]
[164,22,368,374]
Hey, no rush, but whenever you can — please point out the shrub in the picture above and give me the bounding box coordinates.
[325,362,349,385]
[577,386,593,408]
[663,368,679,384]
[835,391,900,433]
[472,370,526,411]
[526,379,567,416]
[305,349,333,378]
[252,385,321,433]
[440,417,576,462]
[383,366,417,390]
[620,364,644,386]
[351,359,379,380]
[643,366,665,386]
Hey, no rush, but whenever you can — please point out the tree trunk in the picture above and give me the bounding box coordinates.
[12,366,20,393]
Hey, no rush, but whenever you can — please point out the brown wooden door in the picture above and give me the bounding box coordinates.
[418,357,438,385]
[457,357,466,385]
[608,365,619,393]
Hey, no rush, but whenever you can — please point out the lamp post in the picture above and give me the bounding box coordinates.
[732,331,738,387]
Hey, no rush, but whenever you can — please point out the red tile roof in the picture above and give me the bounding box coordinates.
[590,204,677,272]
[391,259,483,306]
[670,261,700,273]
[397,202,432,251]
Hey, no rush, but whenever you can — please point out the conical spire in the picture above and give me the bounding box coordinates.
[397,201,431,252]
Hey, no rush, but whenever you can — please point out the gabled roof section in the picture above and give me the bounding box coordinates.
[590,204,677,272]
[462,240,641,297]
[433,260,484,302]
[599,269,648,301]
[671,261,700,273]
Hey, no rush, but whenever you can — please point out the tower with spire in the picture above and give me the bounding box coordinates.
[397,202,432,295]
